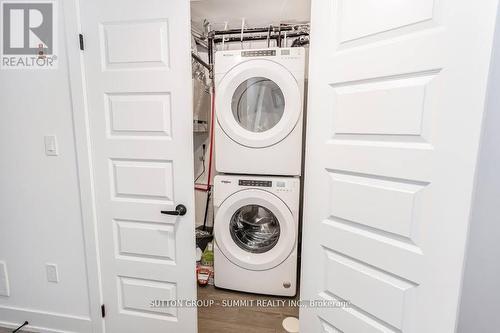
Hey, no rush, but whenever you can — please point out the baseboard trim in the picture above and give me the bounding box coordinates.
[0,305,92,333]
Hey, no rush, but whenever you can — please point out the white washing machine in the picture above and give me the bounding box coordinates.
[215,48,305,176]
[213,174,299,296]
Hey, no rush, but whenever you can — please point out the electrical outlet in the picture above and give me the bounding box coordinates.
[46,263,59,283]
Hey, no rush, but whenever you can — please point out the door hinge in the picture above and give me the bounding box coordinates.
[79,34,84,51]
[101,304,106,318]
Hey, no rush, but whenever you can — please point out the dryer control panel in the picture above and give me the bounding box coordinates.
[215,47,305,75]
[241,50,276,57]
[238,179,272,187]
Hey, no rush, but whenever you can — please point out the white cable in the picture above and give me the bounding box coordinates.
[222,21,228,49]
[240,18,245,49]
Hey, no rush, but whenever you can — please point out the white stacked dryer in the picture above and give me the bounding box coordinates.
[213,47,305,296]
[215,47,305,176]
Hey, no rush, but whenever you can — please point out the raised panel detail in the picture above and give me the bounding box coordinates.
[102,20,169,69]
[321,318,343,333]
[332,74,436,137]
[328,170,427,239]
[118,276,177,319]
[115,220,175,262]
[323,249,417,330]
[338,0,435,43]
[107,93,172,137]
[111,159,173,202]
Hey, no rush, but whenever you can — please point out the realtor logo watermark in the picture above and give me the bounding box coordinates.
[1,1,57,69]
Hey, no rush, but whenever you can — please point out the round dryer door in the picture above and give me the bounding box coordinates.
[214,189,296,271]
[216,59,302,148]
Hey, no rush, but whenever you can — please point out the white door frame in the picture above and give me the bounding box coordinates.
[62,0,104,331]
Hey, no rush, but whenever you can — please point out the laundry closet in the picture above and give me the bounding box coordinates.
[35,0,500,332]
[190,2,310,331]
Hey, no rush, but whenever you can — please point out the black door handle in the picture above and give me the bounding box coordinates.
[161,204,187,216]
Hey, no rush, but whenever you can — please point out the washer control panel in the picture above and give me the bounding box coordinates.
[238,179,272,187]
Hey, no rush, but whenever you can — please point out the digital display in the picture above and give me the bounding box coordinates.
[241,50,276,57]
[239,180,272,187]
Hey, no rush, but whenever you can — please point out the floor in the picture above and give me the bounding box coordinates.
[197,285,299,333]
[0,287,299,333]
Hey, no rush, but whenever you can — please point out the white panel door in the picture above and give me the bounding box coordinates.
[300,0,498,332]
[80,0,197,332]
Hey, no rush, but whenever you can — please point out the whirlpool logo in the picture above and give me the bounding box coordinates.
[1,1,58,69]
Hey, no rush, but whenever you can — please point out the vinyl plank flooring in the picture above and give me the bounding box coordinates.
[198,318,278,333]
[0,286,299,333]
[197,285,299,333]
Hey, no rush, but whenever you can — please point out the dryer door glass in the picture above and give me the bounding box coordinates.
[231,77,285,132]
[229,204,280,253]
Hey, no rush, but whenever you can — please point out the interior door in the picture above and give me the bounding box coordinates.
[80,0,197,332]
[300,0,498,332]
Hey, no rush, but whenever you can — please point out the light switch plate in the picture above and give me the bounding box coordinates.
[46,263,59,283]
[44,135,58,156]
[0,261,10,297]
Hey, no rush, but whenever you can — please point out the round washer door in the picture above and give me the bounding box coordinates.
[216,59,301,148]
[215,189,296,271]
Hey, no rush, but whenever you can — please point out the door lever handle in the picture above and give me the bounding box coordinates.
[161,204,187,216]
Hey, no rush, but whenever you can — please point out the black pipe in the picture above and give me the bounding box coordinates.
[277,25,282,48]
[202,187,212,231]
[207,33,214,79]
[191,52,210,70]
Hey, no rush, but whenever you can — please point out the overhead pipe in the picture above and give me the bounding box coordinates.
[203,24,309,76]
[210,24,305,36]
[207,31,215,79]
[212,31,308,44]
[277,25,282,48]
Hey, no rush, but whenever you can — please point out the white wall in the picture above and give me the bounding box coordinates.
[191,0,310,31]
[0,1,94,331]
[192,48,214,228]
[458,6,500,332]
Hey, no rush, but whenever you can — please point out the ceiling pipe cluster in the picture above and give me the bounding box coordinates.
[191,23,309,79]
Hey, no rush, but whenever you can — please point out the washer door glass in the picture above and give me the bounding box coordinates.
[231,77,285,133]
[229,204,280,253]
